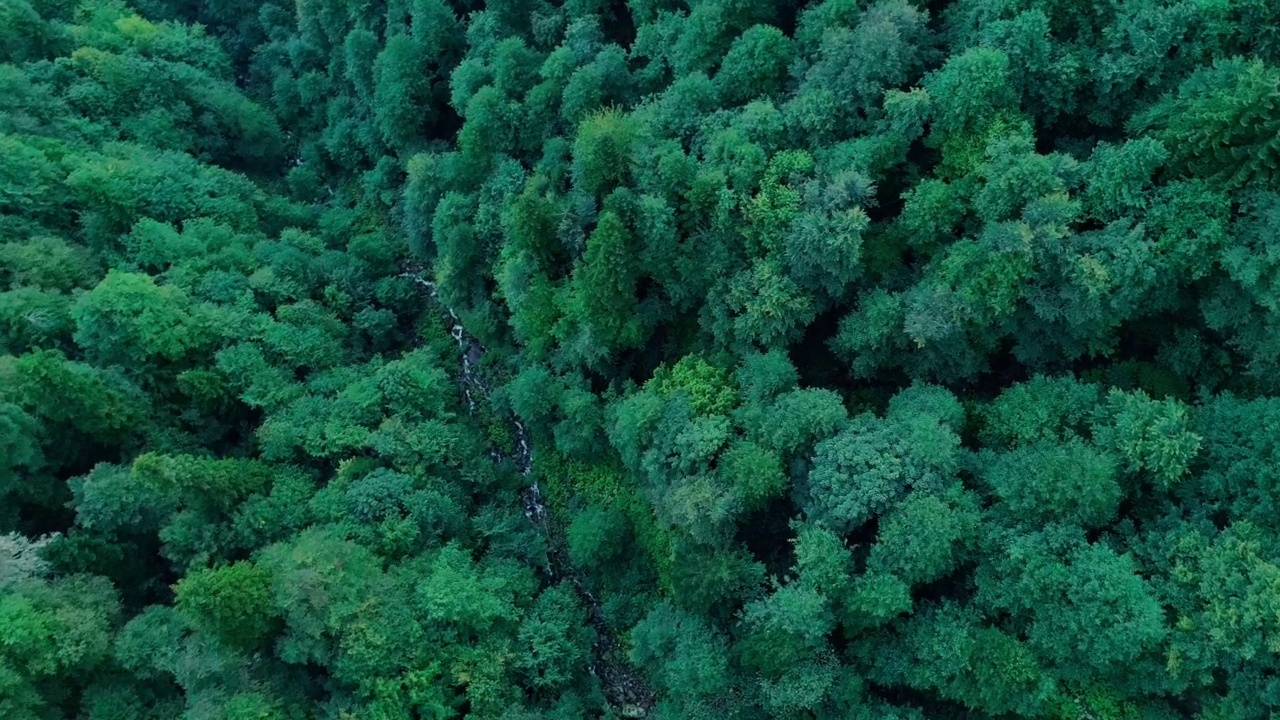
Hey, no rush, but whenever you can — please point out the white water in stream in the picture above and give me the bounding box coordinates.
[402,271,652,716]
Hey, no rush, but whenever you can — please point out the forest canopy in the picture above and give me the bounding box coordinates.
[4,0,1280,718]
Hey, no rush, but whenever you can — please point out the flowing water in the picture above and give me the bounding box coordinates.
[403,270,654,717]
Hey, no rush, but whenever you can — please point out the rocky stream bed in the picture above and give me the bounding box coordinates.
[403,270,655,718]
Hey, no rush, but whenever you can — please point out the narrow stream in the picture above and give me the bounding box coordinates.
[403,270,654,717]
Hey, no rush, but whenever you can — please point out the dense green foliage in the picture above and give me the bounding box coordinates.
[6,0,1280,717]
